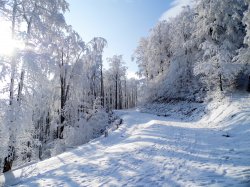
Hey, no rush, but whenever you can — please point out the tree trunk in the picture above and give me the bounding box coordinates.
[3,0,18,173]
[119,81,122,109]
[135,85,138,107]
[115,74,118,110]
[247,76,250,92]
[3,141,15,173]
[3,156,13,173]
[109,87,112,109]
[59,76,65,139]
[100,56,104,107]
[124,80,127,109]
[219,74,223,91]
[58,51,65,139]
[17,70,25,103]
[9,66,15,106]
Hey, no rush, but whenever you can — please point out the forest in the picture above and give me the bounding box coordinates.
[0,0,138,173]
[134,0,250,103]
[0,0,249,180]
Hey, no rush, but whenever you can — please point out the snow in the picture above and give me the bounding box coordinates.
[1,93,250,187]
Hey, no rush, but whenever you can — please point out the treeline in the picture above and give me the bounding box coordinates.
[105,55,138,110]
[134,0,250,103]
[0,0,138,173]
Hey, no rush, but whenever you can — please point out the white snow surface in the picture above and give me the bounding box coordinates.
[1,93,250,187]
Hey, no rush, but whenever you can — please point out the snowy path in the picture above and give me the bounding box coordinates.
[1,96,250,186]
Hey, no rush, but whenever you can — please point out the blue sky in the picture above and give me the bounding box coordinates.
[65,0,187,76]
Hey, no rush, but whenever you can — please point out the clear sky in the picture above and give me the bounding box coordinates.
[65,0,181,76]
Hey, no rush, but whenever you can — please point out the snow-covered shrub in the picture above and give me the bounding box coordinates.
[51,139,66,157]
[64,119,92,147]
[88,109,109,138]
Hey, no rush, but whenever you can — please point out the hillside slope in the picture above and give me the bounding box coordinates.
[0,93,250,187]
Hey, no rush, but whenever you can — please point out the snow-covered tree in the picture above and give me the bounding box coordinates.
[134,0,248,104]
[235,0,250,91]
[193,0,246,91]
[0,0,115,173]
[105,55,127,109]
[88,37,107,106]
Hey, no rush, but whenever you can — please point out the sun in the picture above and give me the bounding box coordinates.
[0,20,24,56]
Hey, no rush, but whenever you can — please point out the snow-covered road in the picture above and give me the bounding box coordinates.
[1,96,250,187]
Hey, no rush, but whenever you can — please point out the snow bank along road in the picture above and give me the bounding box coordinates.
[1,95,250,186]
